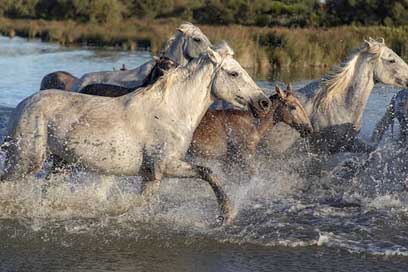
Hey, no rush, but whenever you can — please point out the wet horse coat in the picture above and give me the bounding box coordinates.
[189,86,312,167]
[2,43,271,224]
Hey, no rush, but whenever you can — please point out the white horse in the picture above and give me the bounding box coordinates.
[2,42,271,224]
[269,38,408,153]
[70,23,212,92]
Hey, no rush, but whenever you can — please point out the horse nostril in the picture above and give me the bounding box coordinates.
[259,98,270,111]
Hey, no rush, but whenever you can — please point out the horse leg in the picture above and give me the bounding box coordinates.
[163,159,232,224]
[398,115,408,144]
[46,154,69,178]
[2,115,48,181]
[226,139,257,179]
[41,154,70,195]
[349,138,375,153]
[139,154,163,202]
[371,97,395,144]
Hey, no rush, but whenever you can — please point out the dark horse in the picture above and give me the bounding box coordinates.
[79,57,178,96]
[40,71,78,91]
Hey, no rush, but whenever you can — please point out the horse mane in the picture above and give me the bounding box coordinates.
[161,35,176,56]
[160,22,200,56]
[313,39,385,112]
[136,42,232,102]
[212,41,234,56]
[130,54,211,101]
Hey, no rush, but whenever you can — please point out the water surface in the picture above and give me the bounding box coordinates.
[0,36,407,271]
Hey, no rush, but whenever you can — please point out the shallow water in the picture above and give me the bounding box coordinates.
[0,36,408,271]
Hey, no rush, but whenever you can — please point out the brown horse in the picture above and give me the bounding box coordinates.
[40,71,78,91]
[78,56,178,97]
[188,85,313,168]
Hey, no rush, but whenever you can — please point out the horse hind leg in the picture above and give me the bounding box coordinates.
[2,115,48,181]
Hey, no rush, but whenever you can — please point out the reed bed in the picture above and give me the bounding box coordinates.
[1,18,407,79]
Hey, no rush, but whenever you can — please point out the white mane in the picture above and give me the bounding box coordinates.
[129,52,213,102]
[313,39,385,112]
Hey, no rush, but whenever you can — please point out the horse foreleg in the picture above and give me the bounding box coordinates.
[371,97,395,144]
[398,116,408,144]
[140,157,163,201]
[163,160,233,224]
[347,138,375,153]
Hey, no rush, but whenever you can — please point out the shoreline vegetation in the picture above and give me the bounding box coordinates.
[1,17,408,80]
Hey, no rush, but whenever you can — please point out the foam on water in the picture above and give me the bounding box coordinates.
[0,138,407,257]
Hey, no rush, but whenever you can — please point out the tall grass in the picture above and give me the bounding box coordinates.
[1,17,407,80]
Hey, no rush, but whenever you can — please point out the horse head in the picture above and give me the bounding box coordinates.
[208,42,271,115]
[163,23,212,66]
[368,38,408,88]
[271,84,313,137]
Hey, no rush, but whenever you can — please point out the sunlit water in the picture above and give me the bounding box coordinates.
[0,36,408,271]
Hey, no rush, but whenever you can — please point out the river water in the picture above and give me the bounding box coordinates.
[0,36,408,271]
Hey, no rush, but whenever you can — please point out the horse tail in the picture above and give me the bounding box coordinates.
[371,94,396,144]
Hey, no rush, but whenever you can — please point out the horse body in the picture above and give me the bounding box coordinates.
[71,23,211,92]
[78,57,178,97]
[189,86,312,164]
[71,60,155,92]
[278,38,408,153]
[371,88,408,144]
[3,43,270,223]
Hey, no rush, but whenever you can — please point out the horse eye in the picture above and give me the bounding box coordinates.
[193,37,201,42]
[388,59,396,64]
[229,71,239,78]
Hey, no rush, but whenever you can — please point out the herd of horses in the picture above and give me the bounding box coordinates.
[2,23,408,224]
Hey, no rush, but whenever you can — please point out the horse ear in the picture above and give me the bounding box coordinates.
[364,40,372,47]
[364,38,374,48]
[286,83,294,95]
[275,86,286,99]
[153,56,160,63]
[207,47,222,65]
[177,23,193,33]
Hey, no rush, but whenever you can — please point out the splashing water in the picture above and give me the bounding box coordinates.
[1,36,408,271]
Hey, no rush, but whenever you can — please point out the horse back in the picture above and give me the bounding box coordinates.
[40,71,78,91]
[79,84,133,97]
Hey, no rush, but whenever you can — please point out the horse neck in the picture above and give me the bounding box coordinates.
[255,100,280,138]
[163,34,187,66]
[163,60,215,133]
[312,54,375,129]
[344,59,375,127]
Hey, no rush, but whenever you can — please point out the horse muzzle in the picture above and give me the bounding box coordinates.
[249,95,271,115]
[298,126,313,138]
